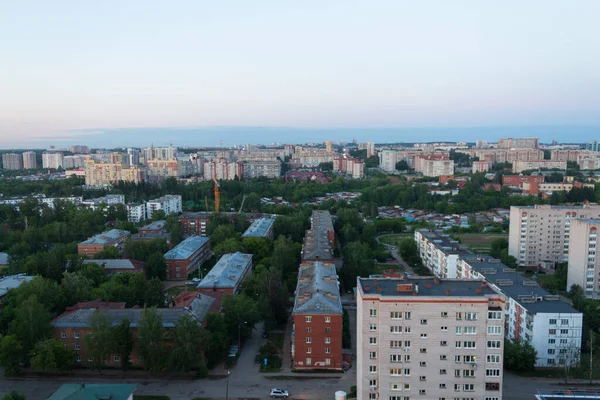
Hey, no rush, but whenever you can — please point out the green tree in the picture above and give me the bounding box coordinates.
[73,263,107,287]
[503,340,537,371]
[213,238,244,259]
[146,252,168,280]
[166,215,184,246]
[151,210,166,221]
[112,319,134,371]
[204,313,230,367]
[221,294,260,345]
[210,224,238,246]
[8,295,52,355]
[93,246,121,260]
[138,308,165,373]
[60,272,94,307]
[395,160,409,171]
[2,391,25,400]
[85,310,114,372]
[0,335,23,376]
[242,237,271,261]
[30,338,76,372]
[170,314,207,373]
[340,241,374,289]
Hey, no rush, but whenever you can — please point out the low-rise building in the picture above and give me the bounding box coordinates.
[197,252,253,293]
[78,229,131,258]
[357,276,505,400]
[81,194,125,210]
[310,210,335,245]
[164,235,211,280]
[301,228,334,263]
[179,212,264,236]
[82,259,144,276]
[292,261,343,371]
[242,216,276,239]
[146,195,182,220]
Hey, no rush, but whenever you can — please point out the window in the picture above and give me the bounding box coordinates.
[403,368,411,376]
[390,326,402,333]
[75,343,80,350]
[325,317,331,323]
[370,337,377,345]
[404,312,411,320]
[391,311,402,319]
[440,355,447,360]
[305,316,312,323]
[420,319,428,325]
[441,326,448,332]
[548,349,556,355]
[74,332,80,339]
[404,326,411,333]
[488,311,502,320]
[560,339,568,344]
[390,383,401,391]
[454,383,460,391]
[441,341,447,346]
[370,309,377,317]
[463,341,476,349]
[306,327,312,333]
[306,337,312,344]
[485,398,500,400]
[486,383,500,391]
[464,327,476,335]
[441,311,448,317]
[419,389,426,395]
[464,355,476,363]
[306,348,312,354]
[487,326,502,335]
[463,384,474,392]
[486,340,501,349]
[370,351,377,360]
[88,357,94,362]
[455,327,462,335]
[439,384,446,389]
[369,323,377,331]
[76,356,81,363]
[456,312,463,320]
[465,312,477,321]
[560,329,569,334]
[391,340,402,348]
[390,354,402,363]
[390,368,401,375]
[454,370,461,377]
[486,355,500,363]
[369,379,377,388]
[486,369,501,377]
[549,329,556,335]
[325,327,331,332]
[420,333,427,339]
[405,355,411,362]
[369,395,376,400]
[440,369,447,374]
[455,341,462,349]
[369,365,377,373]
[325,337,331,344]
[561,319,569,325]
[404,340,411,348]
[61,332,67,339]
[306,358,312,365]
[420,362,427,367]
[114,355,120,362]
[420,348,427,354]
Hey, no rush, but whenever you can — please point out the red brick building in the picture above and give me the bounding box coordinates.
[130,220,172,247]
[82,259,144,276]
[163,235,211,280]
[502,175,544,189]
[78,229,131,258]
[291,261,343,371]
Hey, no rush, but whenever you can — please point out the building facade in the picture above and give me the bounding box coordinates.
[42,152,64,169]
[197,252,253,293]
[567,219,600,299]
[146,195,182,220]
[243,160,281,179]
[357,277,505,400]
[242,216,276,239]
[497,137,539,149]
[414,155,454,177]
[22,151,37,169]
[163,235,211,280]
[512,160,567,173]
[2,153,23,170]
[78,229,131,258]
[84,160,145,186]
[126,203,146,223]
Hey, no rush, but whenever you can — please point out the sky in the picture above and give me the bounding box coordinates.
[1,1,599,148]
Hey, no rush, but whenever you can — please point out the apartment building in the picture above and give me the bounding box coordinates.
[577,153,600,170]
[357,277,505,400]
[502,175,545,190]
[63,155,87,169]
[333,157,365,179]
[242,216,276,239]
[567,219,600,299]
[497,137,539,149]
[78,229,131,258]
[414,155,454,177]
[243,160,281,179]
[141,146,177,162]
[146,195,182,220]
[145,159,180,181]
[82,259,144,276]
[291,261,343,371]
[81,195,125,210]
[508,204,600,267]
[302,228,334,263]
[126,203,146,223]
[197,252,253,293]
[203,159,244,181]
[178,212,264,236]
[130,220,171,245]
[22,151,37,169]
[472,160,491,173]
[2,153,23,170]
[379,150,399,172]
[415,229,583,367]
[84,160,145,186]
[69,145,90,154]
[512,160,567,173]
[550,150,583,162]
[42,152,64,169]
[163,235,211,280]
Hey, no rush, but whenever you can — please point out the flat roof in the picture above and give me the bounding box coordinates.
[79,229,130,245]
[242,216,276,238]
[197,252,252,290]
[138,220,166,231]
[47,384,137,400]
[0,252,9,265]
[293,261,342,314]
[82,259,140,270]
[359,277,498,298]
[164,235,209,260]
[52,308,188,328]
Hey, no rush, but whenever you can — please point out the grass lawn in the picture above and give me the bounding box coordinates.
[269,333,285,350]
[373,263,404,274]
[166,284,197,298]
[455,234,508,248]
[379,234,411,247]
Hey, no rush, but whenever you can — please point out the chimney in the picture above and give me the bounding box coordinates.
[481,281,487,287]
[445,290,451,296]
[434,278,440,284]
[377,287,382,293]
[476,288,482,294]
[364,285,371,291]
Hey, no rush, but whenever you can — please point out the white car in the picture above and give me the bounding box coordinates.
[270,388,289,398]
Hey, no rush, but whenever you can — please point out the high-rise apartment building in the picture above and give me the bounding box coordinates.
[146,160,180,182]
[2,153,23,170]
[326,140,332,153]
[62,155,87,169]
[127,148,140,166]
[497,137,539,149]
[367,141,375,158]
[42,152,64,169]
[243,160,281,179]
[22,151,37,169]
[378,150,398,172]
[567,219,600,299]
[586,141,600,152]
[508,204,600,267]
[141,146,177,162]
[414,154,454,177]
[357,277,505,400]
[512,160,567,173]
[84,160,144,186]
[69,145,90,153]
[203,160,244,180]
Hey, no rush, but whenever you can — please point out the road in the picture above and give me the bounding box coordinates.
[376,234,415,275]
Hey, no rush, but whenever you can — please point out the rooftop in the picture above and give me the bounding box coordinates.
[293,261,342,314]
[174,290,221,323]
[138,220,167,231]
[0,252,9,265]
[197,252,253,290]
[311,210,334,231]
[535,389,600,399]
[79,229,130,246]
[0,274,34,298]
[52,308,189,328]
[242,216,276,238]
[164,235,209,260]
[302,228,333,261]
[82,259,142,271]
[46,383,137,400]
[359,277,499,298]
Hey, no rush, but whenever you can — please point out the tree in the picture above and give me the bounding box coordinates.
[85,310,114,372]
[112,319,134,371]
[30,338,76,372]
[0,335,23,376]
[8,295,52,355]
[221,294,260,344]
[205,313,230,367]
[60,272,94,307]
[213,238,244,259]
[242,237,271,261]
[151,210,166,221]
[138,308,165,373]
[146,252,168,280]
[395,160,409,171]
[503,339,537,372]
[93,246,121,260]
[2,392,25,400]
[166,215,184,246]
[170,314,207,373]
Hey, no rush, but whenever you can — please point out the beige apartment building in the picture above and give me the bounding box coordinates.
[509,204,600,267]
[567,219,600,299]
[512,160,567,173]
[357,277,505,400]
[414,155,454,177]
[497,137,539,149]
[84,160,145,186]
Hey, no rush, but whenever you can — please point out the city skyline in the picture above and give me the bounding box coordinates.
[2,1,600,147]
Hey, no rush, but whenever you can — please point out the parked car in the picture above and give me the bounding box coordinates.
[270,388,289,398]
[255,354,261,364]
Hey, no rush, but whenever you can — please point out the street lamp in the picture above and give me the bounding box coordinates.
[225,370,230,400]
[238,321,247,348]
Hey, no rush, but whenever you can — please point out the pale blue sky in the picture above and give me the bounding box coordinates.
[1,1,599,147]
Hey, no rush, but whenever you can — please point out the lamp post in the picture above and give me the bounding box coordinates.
[238,321,247,348]
[225,370,230,400]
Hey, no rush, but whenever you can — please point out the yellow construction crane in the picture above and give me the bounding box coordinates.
[212,177,221,213]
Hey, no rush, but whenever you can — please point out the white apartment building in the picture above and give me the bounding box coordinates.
[415,229,583,367]
[508,204,600,267]
[379,150,398,172]
[357,277,505,400]
[415,157,454,177]
[127,203,146,223]
[512,160,567,173]
[243,160,281,179]
[497,137,539,149]
[567,219,600,299]
[42,152,64,169]
[62,155,87,170]
[22,151,37,169]
[146,195,182,220]
[81,194,125,210]
[141,146,177,162]
[203,160,244,181]
[2,153,23,170]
